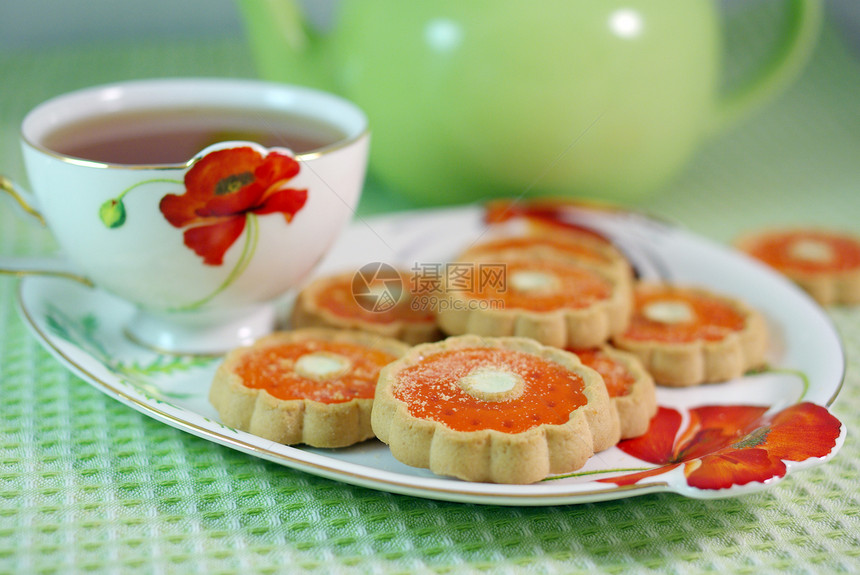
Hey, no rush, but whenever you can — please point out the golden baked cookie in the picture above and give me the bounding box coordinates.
[568,345,657,439]
[371,335,622,484]
[735,228,860,306]
[611,282,768,387]
[291,269,441,345]
[456,229,634,288]
[435,254,631,349]
[209,328,409,448]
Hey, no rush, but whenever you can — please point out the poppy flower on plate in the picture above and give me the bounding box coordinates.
[600,402,842,491]
[159,147,308,266]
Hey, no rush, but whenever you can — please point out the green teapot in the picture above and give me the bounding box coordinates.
[238,0,823,205]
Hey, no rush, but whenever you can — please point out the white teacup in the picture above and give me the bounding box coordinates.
[1,78,369,353]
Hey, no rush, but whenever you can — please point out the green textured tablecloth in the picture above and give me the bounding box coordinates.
[2,19,860,575]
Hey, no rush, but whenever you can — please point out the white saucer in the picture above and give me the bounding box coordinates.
[16,204,846,505]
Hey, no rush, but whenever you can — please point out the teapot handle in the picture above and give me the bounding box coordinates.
[708,0,824,135]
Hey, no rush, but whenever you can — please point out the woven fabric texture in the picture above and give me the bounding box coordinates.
[1,16,859,575]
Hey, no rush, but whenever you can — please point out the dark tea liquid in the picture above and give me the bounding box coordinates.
[41,107,347,165]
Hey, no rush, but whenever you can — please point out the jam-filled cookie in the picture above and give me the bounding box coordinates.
[291,269,441,344]
[456,229,633,288]
[209,328,409,448]
[371,335,621,484]
[569,345,657,439]
[435,254,631,349]
[612,282,768,387]
[735,228,860,306]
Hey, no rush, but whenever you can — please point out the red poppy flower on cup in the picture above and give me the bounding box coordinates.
[159,147,308,266]
[600,402,842,491]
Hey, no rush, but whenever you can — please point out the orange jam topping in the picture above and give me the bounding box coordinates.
[235,340,397,403]
[571,348,635,398]
[393,347,587,433]
[483,199,614,244]
[743,230,860,274]
[466,234,614,266]
[459,260,612,312]
[315,275,434,325]
[622,287,747,343]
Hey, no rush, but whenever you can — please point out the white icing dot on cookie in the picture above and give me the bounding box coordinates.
[510,270,559,294]
[789,238,834,263]
[294,352,352,381]
[458,367,525,402]
[643,300,694,324]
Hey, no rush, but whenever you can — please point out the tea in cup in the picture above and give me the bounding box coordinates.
[0,78,369,353]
